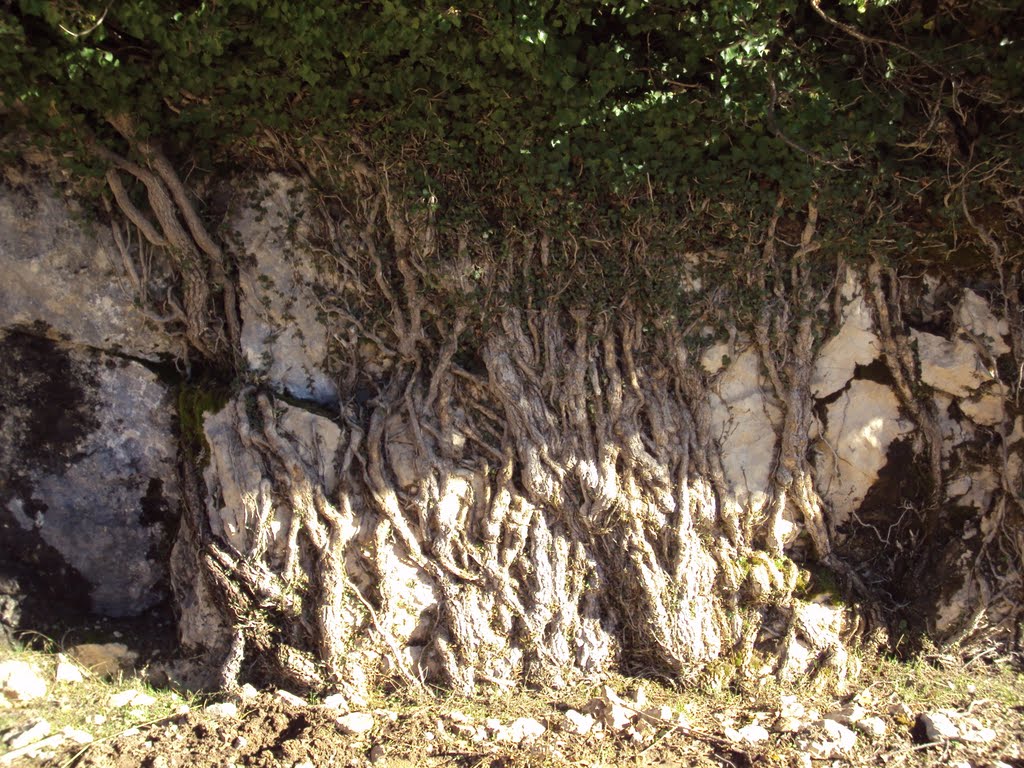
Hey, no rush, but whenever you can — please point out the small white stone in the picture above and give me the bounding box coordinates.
[205,702,239,718]
[919,712,959,741]
[959,725,996,744]
[55,655,86,684]
[447,710,470,723]
[61,727,94,745]
[0,660,47,702]
[725,724,770,745]
[6,719,51,749]
[563,709,595,735]
[237,683,259,700]
[87,714,107,726]
[321,693,348,712]
[855,716,887,739]
[820,719,857,755]
[336,712,374,735]
[499,717,546,744]
[824,704,866,725]
[109,689,140,708]
[275,690,306,707]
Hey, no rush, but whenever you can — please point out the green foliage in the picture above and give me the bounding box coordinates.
[1,0,1021,316]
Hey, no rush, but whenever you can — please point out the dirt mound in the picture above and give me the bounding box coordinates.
[79,698,370,768]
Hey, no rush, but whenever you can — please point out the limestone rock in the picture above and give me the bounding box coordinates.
[563,709,595,735]
[336,712,375,735]
[957,289,1010,356]
[824,704,866,725]
[68,643,138,677]
[0,182,174,358]
[232,174,338,404]
[321,693,349,712]
[856,716,887,739]
[912,329,993,398]
[1,335,180,618]
[724,724,770,745]
[497,718,546,744]
[4,718,50,749]
[807,719,857,759]
[919,711,959,741]
[60,727,94,745]
[0,660,47,702]
[275,689,307,707]
[812,271,880,399]
[959,388,1005,426]
[54,654,85,684]
[709,346,782,518]
[204,702,239,718]
[817,379,913,526]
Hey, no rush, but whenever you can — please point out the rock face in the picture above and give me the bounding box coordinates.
[232,174,338,405]
[0,332,179,617]
[2,175,1022,691]
[0,182,174,359]
[817,379,914,525]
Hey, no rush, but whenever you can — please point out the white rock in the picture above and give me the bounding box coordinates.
[60,727,94,745]
[919,712,959,741]
[710,347,782,519]
[234,174,338,404]
[87,714,107,726]
[563,709,595,735]
[808,719,857,758]
[336,712,375,735]
[321,693,349,712]
[447,710,470,723]
[958,289,1010,356]
[912,330,993,398]
[725,724,770,744]
[812,273,880,399]
[818,380,913,526]
[960,725,996,744]
[773,717,805,733]
[109,689,141,708]
[275,689,306,707]
[54,654,86,684]
[499,717,546,744]
[0,660,47,702]
[779,695,806,720]
[68,643,138,677]
[959,388,1005,426]
[6,719,51,750]
[824,704,866,725]
[237,683,259,700]
[856,716,887,739]
[205,702,239,718]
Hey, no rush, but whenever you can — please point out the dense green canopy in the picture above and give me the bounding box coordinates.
[2,0,1022,312]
